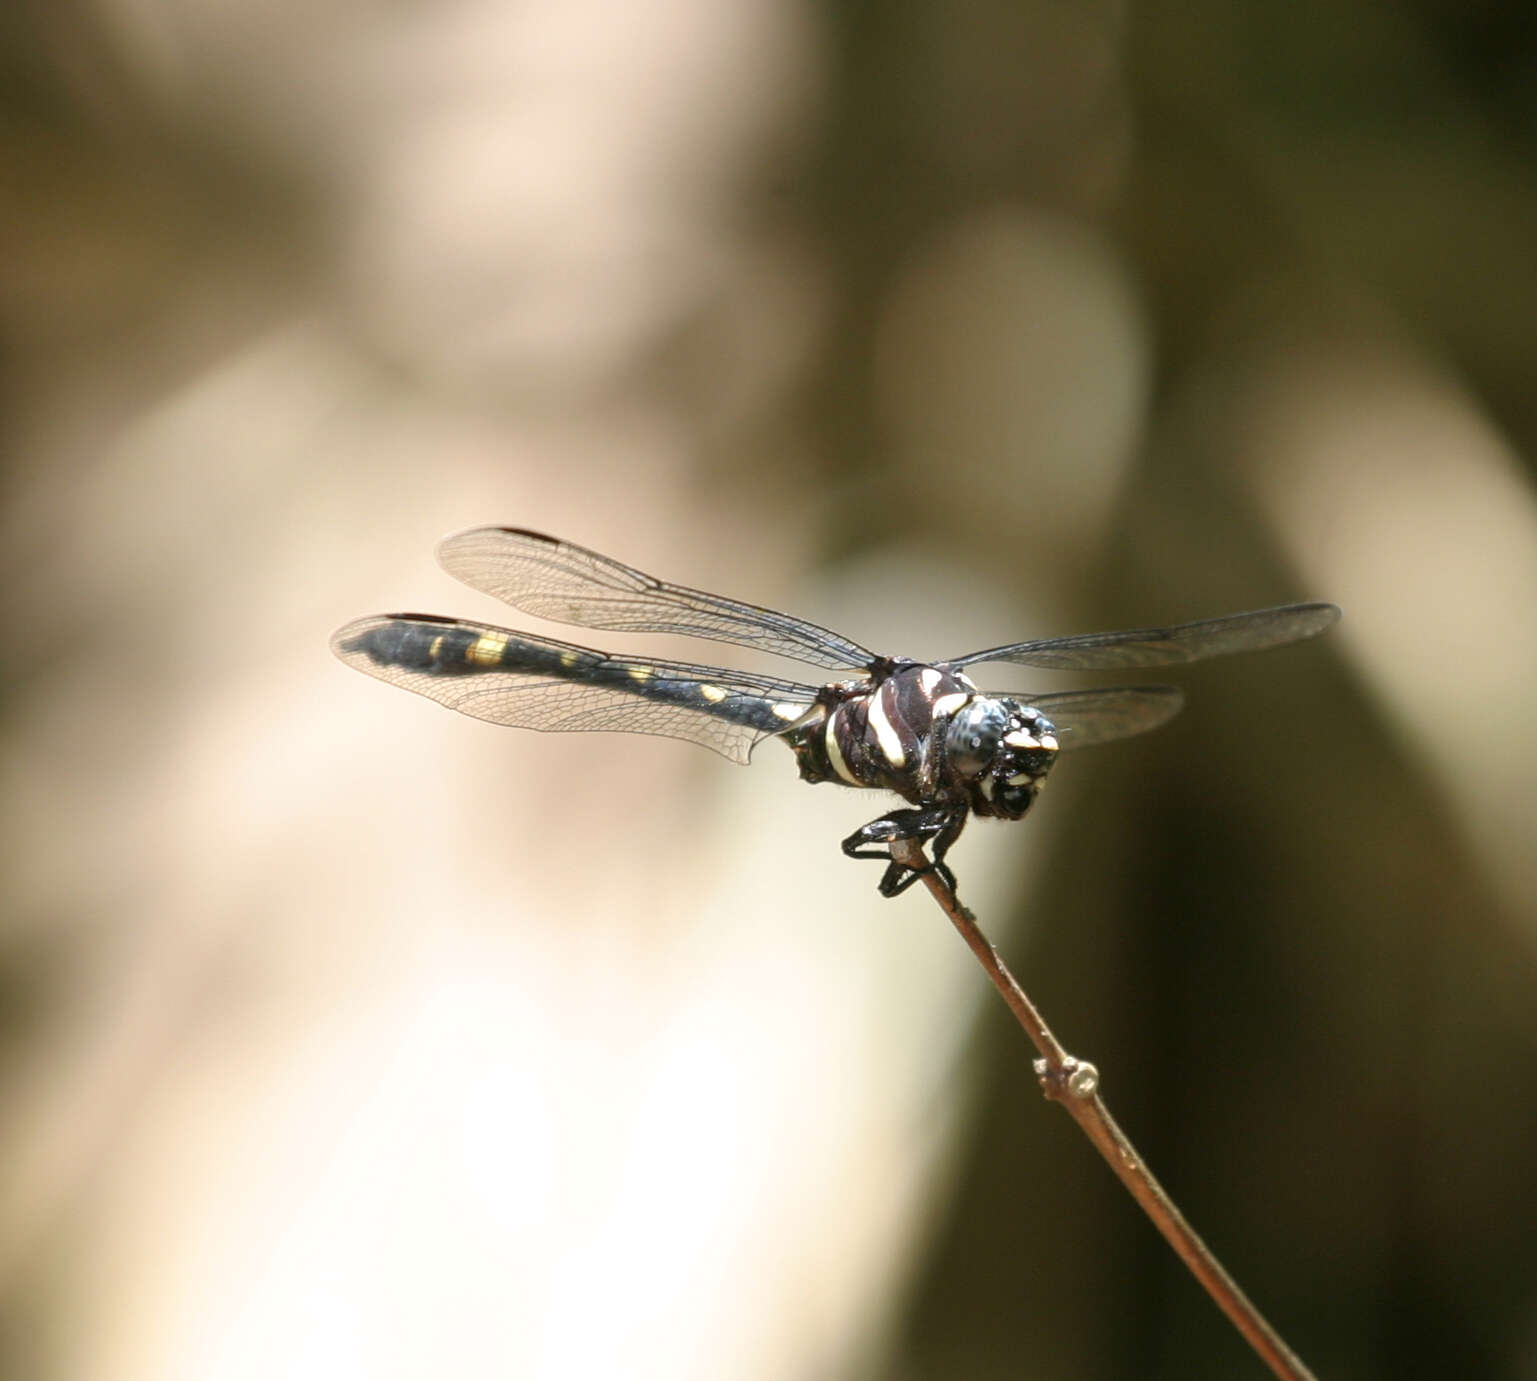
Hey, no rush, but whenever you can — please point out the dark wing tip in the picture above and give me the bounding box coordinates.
[489,526,559,541]
[466,526,559,542]
[348,611,460,627]
[1262,600,1342,649]
[436,526,561,559]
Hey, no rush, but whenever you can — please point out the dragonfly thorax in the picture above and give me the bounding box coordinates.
[779,666,1058,820]
[945,696,1059,820]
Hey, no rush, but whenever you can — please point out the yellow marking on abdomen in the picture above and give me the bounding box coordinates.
[626,665,653,681]
[468,633,508,667]
[428,635,445,661]
[699,684,728,702]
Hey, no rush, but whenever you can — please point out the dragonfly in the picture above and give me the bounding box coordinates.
[332,529,1339,897]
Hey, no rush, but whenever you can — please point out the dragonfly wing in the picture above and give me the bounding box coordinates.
[438,528,878,672]
[1023,686,1186,748]
[953,602,1340,671]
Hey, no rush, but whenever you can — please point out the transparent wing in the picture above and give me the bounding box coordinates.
[1024,686,1186,748]
[332,614,819,765]
[953,602,1340,671]
[438,528,878,672]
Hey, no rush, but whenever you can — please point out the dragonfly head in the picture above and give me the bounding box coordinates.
[944,696,1059,819]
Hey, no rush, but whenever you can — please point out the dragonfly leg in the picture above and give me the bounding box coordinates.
[841,807,968,897]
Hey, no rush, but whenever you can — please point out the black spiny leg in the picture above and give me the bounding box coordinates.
[842,806,969,898]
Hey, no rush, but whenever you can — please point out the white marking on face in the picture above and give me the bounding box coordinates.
[867,688,907,769]
[918,667,943,695]
[979,776,996,800]
[1006,771,1036,787]
[1003,729,1040,750]
[932,691,971,719]
[824,712,861,785]
[1040,734,1058,752]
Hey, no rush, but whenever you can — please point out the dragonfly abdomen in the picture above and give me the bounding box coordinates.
[340,615,806,737]
[341,616,581,678]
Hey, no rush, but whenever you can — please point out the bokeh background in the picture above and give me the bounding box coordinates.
[5,1,1537,1377]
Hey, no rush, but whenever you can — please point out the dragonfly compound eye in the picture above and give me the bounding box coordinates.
[943,698,1010,779]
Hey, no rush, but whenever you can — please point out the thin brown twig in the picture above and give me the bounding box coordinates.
[890,839,1316,1381]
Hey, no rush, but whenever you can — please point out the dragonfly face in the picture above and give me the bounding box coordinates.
[948,697,1060,821]
[333,528,1339,897]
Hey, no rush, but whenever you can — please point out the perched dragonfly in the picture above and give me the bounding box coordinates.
[333,529,1339,897]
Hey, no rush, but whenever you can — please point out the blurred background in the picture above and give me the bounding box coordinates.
[4,1,1537,1377]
